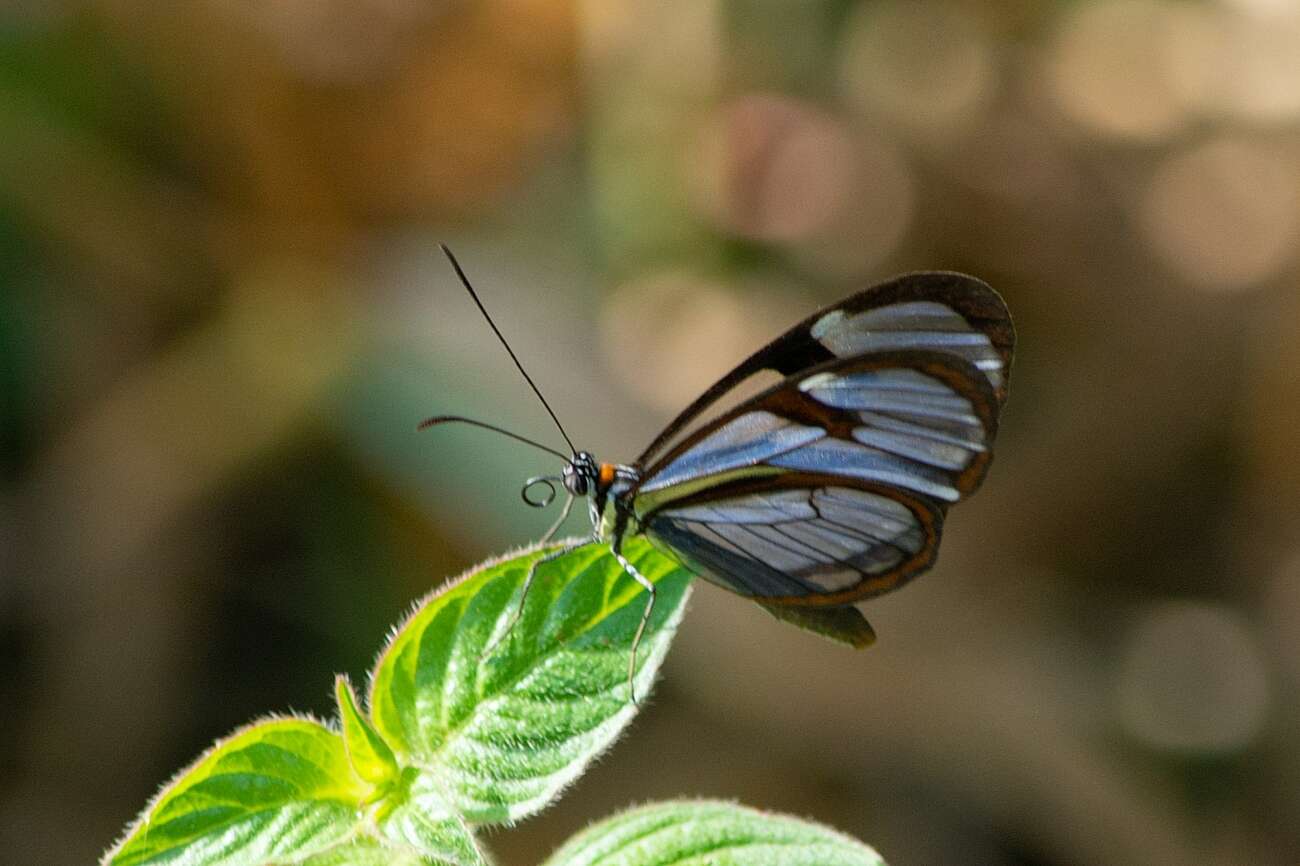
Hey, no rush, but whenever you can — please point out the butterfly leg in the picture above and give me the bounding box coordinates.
[539,494,575,543]
[486,539,588,655]
[610,538,656,705]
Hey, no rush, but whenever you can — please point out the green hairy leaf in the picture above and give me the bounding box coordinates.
[297,837,443,866]
[104,718,367,866]
[543,801,888,866]
[371,770,483,866]
[370,537,693,824]
[105,539,694,866]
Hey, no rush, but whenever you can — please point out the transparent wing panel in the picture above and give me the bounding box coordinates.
[648,485,936,601]
[811,300,1006,391]
[791,366,992,500]
[638,411,824,494]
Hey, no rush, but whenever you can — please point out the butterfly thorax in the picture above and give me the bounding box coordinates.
[562,451,640,539]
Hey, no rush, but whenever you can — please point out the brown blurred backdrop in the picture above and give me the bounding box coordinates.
[2,1,1298,864]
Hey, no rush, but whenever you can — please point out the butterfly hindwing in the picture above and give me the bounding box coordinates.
[756,601,877,648]
[641,472,944,606]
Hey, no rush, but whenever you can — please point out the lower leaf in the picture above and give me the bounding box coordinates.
[103,718,368,866]
[543,800,887,866]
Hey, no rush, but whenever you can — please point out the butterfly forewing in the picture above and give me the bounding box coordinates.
[637,411,823,495]
[638,351,999,509]
[636,272,1013,468]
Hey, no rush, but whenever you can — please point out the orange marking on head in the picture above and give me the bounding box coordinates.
[599,463,616,486]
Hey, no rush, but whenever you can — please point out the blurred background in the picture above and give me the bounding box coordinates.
[2,1,1299,864]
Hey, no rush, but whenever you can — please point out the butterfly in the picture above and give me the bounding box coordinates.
[424,246,1014,701]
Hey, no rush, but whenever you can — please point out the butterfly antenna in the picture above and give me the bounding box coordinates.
[439,244,577,455]
[417,415,569,461]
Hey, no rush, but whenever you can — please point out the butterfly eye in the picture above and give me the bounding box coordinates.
[562,466,589,496]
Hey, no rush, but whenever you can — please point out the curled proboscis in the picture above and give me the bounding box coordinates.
[522,475,561,508]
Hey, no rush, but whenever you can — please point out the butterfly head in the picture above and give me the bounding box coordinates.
[563,451,600,497]
[521,451,605,511]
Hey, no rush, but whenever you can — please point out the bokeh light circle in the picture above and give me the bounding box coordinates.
[1164,2,1300,124]
[1047,0,1190,141]
[1138,136,1300,292]
[598,271,790,414]
[692,94,861,244]
[1116,600,1271,753]
[837,0,996,136]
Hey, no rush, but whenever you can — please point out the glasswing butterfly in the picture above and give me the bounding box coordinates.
[424,246,1014,701]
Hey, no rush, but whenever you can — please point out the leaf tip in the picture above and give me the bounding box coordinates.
[336,674,400,789]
